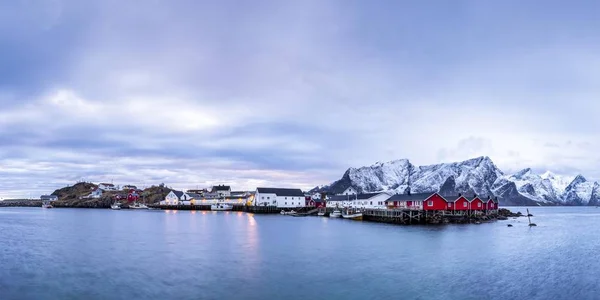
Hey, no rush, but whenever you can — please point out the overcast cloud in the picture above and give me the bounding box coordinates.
[1,0,600,198]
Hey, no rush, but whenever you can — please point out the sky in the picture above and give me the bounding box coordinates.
[1,0,600,198]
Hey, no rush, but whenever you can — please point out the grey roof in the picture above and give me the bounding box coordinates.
[172,190,184,198]
[328,193,387,201]
[212,185,231,191]
[225,195,249,200]
[256,188,305,197]
[469,196,486,202]
[203,193,221,199]
[386,193,435,202]
[440,195,468,202]
[186,193,202,198]
[40,195,58,200]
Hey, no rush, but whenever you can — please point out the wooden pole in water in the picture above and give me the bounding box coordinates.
[527,208,537,226]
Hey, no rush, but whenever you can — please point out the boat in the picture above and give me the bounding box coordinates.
[342,209,363,220]
[129,202,149,209]
[110,202,121,210]
[329,209,342,218]
[280,210,297,215]
[317,211,326,216]
[42,203,53,209]
[211,203,233,211]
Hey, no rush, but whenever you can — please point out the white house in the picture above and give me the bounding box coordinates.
[211,185,231,197]
[180,193,203,205]
[122,185,137,191]
[327,192,390,209]
[325,195,354,208]
[337,186,358,196]
[40,195,58,201]
[98,183,118,191]
[350,192,391,209]
[85,188,103,199]
[161,190,184,205]
[254,188,306,208]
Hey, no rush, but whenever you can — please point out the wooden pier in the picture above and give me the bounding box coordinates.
[362,209,499,225]
[149,204,286,214]
[147,204,501,224]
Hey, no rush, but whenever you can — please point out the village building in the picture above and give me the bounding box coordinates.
[350,192,391,209]
[326,194,355,208]
[86,188,103,199]
[211,185,231,197]
[306,196,326,208]
[489,197,499,210]
[186,189,208,195]
[222,195,251,205]
[385,193,430,210]
[98,183,117,191]
[40,195,58,202]
[121,185,137,191]
[254,188,306,208]
[442,194,470,211]
[336,186,358,196]
[161,190,184,205]
[422,193,448,211]
[470,195,485,211]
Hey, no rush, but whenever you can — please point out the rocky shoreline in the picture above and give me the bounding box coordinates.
[0,200,42,207]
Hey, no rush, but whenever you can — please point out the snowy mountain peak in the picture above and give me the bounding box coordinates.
[312,156,598,206]
[541,171,556,179]
[568,175,588,187]
[513,168,533,178]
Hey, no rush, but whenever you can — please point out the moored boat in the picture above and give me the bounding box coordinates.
[342,209,362,220]
[211,203,233,211]
[110,202,121,210]
[329,210,342,218]
[42,203,53,209]
[280,210,297,215]
[129,202,149,209]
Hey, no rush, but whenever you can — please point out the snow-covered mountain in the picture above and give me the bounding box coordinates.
[313,156,599,206]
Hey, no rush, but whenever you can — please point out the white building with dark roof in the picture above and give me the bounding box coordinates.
[211,185,231,197]
[327,192,390,209]
[161,190,185,205]
[40,195,58,202]
[337,186,358,196]
[98,183,118,191]
[255,188,306,208]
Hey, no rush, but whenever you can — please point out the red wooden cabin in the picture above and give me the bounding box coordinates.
[470,196,485,211]
[443,194,470,211]
[422,193,448,211]
[305,196,326,208]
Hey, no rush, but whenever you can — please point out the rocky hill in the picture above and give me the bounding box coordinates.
[312,156,599,206]
[50,183,172,208]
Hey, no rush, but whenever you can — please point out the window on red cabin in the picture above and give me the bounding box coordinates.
[463,202,467,207]
[478,202,481,207]
[428,200,433,206]
[448,203,451,207]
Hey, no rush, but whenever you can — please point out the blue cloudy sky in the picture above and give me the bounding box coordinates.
[1,0,600,198]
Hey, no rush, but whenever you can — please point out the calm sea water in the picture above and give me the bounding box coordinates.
[0,207,599,300]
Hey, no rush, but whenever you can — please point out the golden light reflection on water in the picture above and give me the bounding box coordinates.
[247,213,256,227]
[243,212,259,278]
[191,210,197,214]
